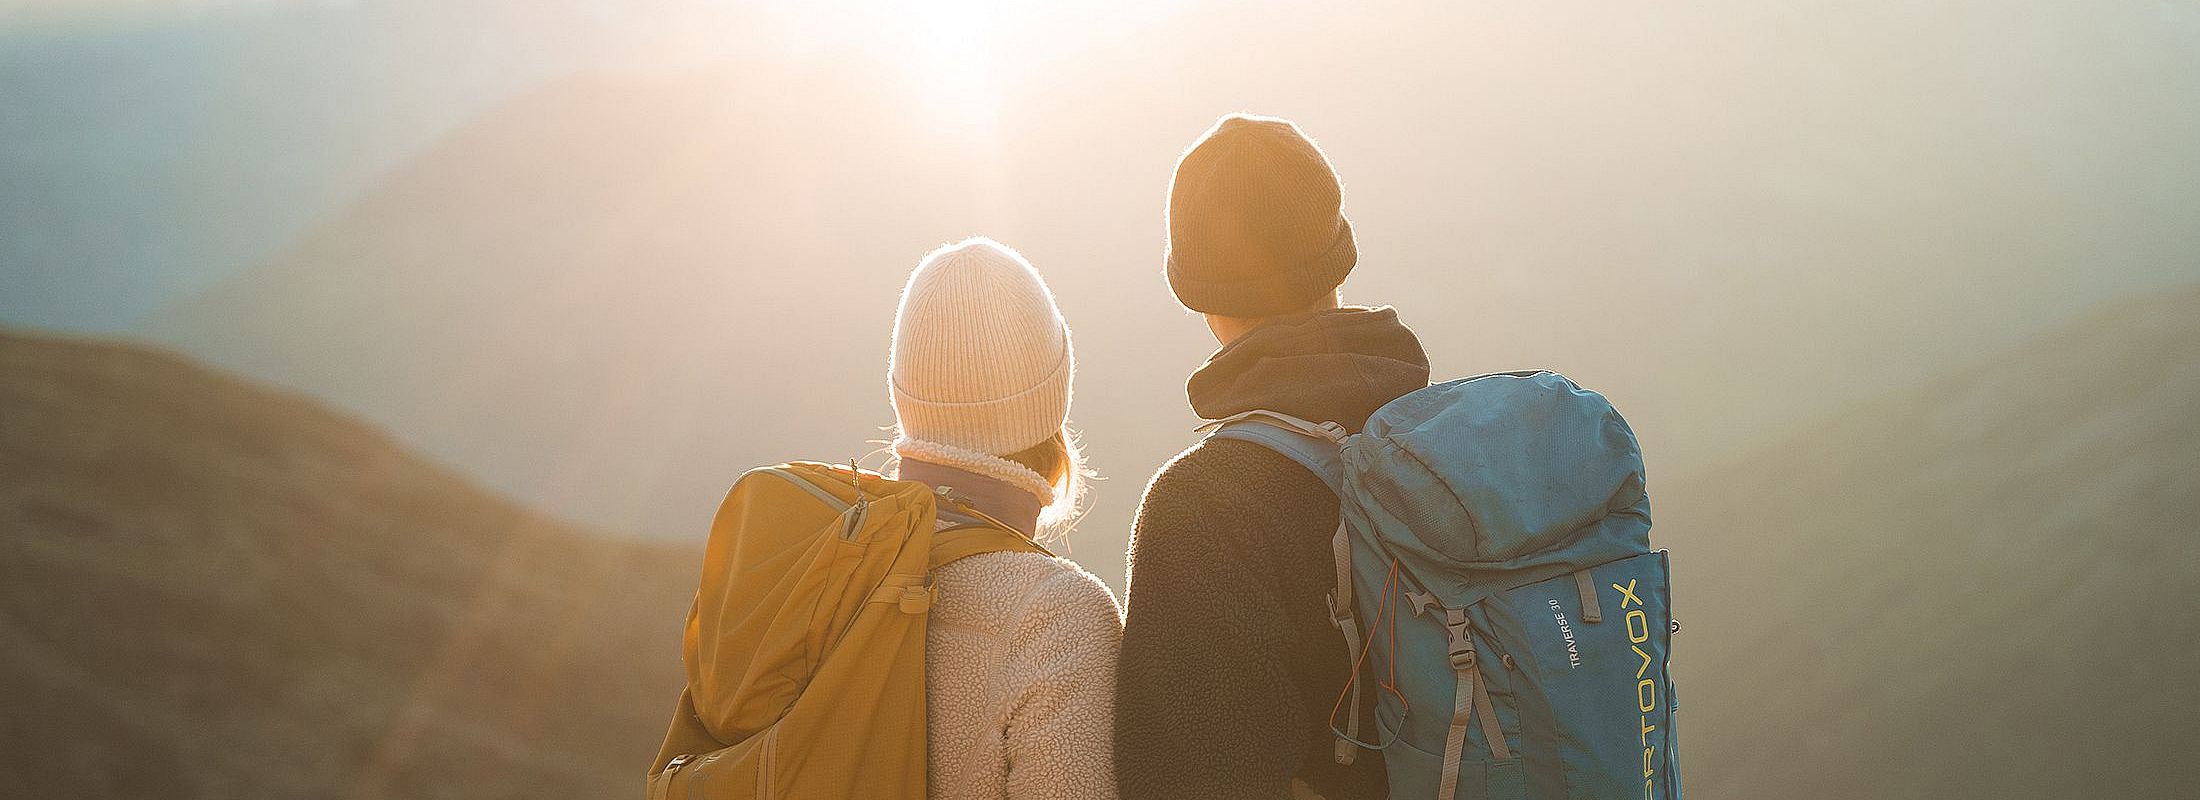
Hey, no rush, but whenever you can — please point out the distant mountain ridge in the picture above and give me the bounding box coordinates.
[0,326,694,799]
[1663,285,2200,797]
[141,69,996,553]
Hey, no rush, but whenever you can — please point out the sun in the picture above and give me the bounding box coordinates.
[904,2,1004,139]
[747,0,1017,139]
[746,0,1186,139]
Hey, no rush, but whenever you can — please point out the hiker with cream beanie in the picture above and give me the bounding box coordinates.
[887,237,1122,800]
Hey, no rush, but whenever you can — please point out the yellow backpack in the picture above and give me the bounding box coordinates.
[647,462,1047,800]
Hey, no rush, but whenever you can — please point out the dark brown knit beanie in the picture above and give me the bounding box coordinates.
[1164,114,1357,318]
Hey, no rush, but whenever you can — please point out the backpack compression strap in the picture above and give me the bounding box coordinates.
[932,505,1052,569]
[1198,410,1364,765]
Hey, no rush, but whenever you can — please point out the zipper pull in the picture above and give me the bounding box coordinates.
[839,459,870,540]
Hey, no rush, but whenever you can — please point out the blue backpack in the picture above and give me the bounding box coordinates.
[1204,371,1680,800]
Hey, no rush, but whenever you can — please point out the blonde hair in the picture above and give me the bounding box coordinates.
[1001,428,1089,543]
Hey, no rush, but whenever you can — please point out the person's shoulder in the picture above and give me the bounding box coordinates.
[1026,555,1122,628]
[1141,435,1328,515]
[939,551,1120,625]
[1144,430,1311,501]
[991,553,1122,654]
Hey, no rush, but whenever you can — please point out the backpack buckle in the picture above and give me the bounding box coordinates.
[900,586,934,614]
[1443,610,1476,670]
[1407,591,1442,617]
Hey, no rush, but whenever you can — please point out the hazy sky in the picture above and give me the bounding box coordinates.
[9,8,2194,793]
[6,0,2198,591]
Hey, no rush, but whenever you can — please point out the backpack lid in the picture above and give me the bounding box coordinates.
[1344,371,1652,605]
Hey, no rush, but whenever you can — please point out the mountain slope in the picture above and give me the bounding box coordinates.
[11,282,2199,798]
[1661,286,2200,798]
[0,0,632,331]
[0,328,694,799]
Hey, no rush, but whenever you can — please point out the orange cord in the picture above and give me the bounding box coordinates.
[1328,557,1410,739]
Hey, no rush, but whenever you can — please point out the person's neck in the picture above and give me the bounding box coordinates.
[894,458,1043,537]
[1205,296,1345,345]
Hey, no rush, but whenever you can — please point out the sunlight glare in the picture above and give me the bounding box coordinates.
[907,2,1002,140]
[746,0,1023,140]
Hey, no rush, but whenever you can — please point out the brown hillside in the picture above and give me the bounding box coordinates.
[1660,286,2200,798]
[0,328,694,799]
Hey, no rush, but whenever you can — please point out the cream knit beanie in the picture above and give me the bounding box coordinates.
[889,237,1077,504]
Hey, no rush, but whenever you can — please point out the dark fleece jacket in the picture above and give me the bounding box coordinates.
[1116,307,1430,800]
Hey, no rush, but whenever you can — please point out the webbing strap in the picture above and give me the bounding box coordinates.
[1437,609,1513,800]
[1334,622,1362,764]
[1329,521,1359,764]
[867,581,934,614]
[1206,411,1364,762]
[930,522,1051,570]
[1438,666,1473,800]
[1471,655,1510,762]
[1438,655,1515,800]
[1331,523,1355,619]
[1574,569,1602,624]
[1200,415,1346,495]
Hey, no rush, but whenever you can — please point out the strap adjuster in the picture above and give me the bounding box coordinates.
[1326,593,1355,630]
[1449,644,1477,671]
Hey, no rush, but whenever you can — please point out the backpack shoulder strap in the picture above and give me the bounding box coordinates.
[930,507,1052,570]
[1198,410,1348,494]
[1196,410,1367,765]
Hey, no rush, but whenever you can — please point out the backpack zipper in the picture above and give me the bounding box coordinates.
[838,502,869,541]
[756,467,851,510]
[755,467,868,539]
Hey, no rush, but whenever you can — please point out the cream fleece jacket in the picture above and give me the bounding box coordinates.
[927,550,1123,800]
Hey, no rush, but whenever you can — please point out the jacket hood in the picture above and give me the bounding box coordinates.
[1188,306,1430,433]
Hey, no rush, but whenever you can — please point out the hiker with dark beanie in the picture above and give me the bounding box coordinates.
[1115,114,1427,799]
